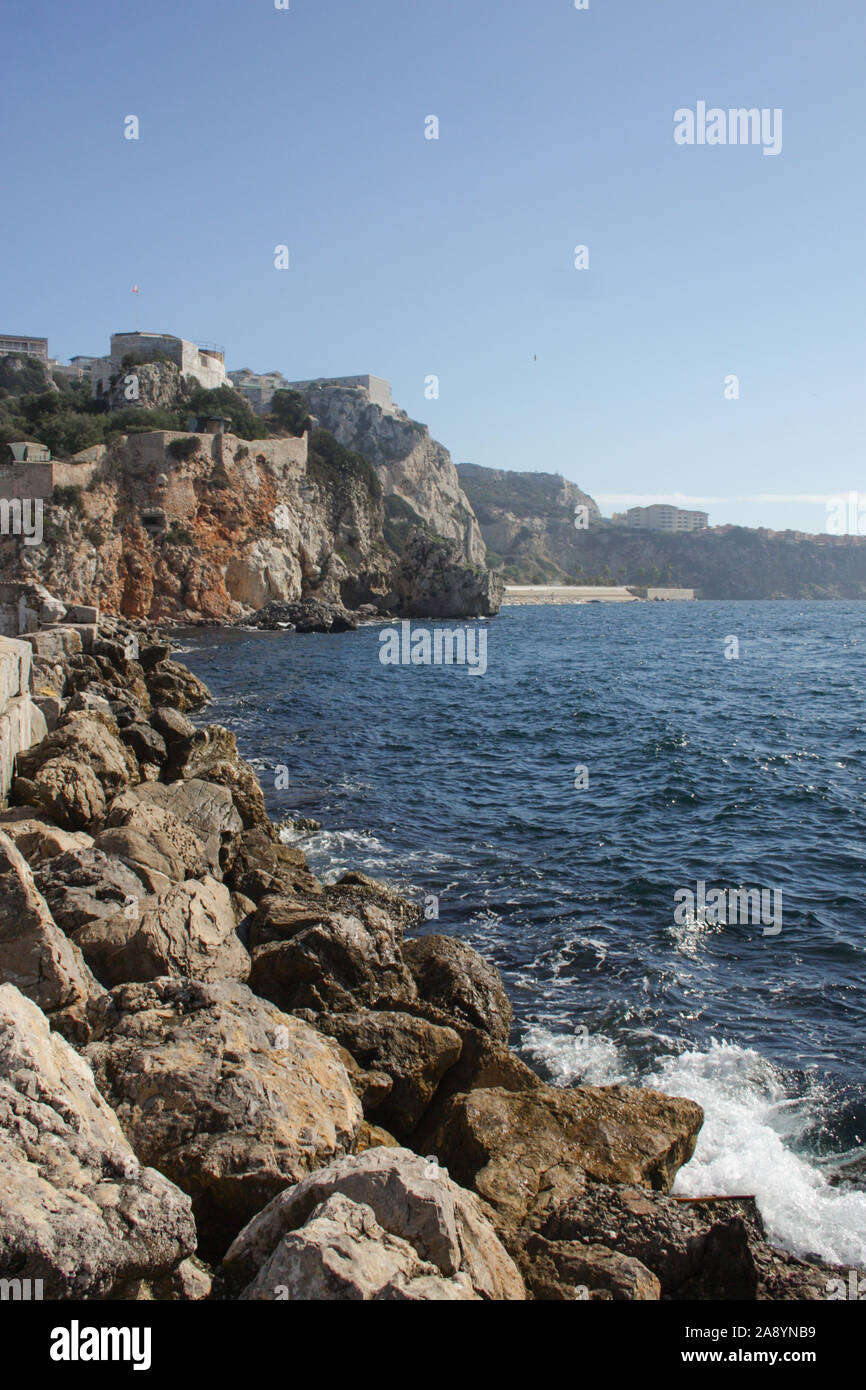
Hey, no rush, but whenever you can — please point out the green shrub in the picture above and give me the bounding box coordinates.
[52,484,84,515]
[167,436,200,461]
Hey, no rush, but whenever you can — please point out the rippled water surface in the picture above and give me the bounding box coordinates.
[178,601,866,1264]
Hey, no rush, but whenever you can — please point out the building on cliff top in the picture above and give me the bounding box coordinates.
[283,374,393,412]
[0,335,48,362]
[90,332,228,399]
[626,504,708,532]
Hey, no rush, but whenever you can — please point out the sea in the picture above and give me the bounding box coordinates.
[177,600,866,1268]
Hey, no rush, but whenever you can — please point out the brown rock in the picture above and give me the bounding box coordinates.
[404,933,512,1041]
[85,977,362,1259]
[73,876,249,988]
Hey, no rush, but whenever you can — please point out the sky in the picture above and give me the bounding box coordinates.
[2,0,864,532]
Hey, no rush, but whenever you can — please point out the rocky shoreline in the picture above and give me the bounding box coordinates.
[0,608,859,1300]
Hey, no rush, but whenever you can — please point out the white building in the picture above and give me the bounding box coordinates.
[90,332,228,398]
[626,504,708,532]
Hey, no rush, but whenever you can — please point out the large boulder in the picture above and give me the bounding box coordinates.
[34,846,148,935]
[515,1230,661,1301]
[118,779,242,877]
[0,813,93,866]
[165,725,269,831]
[73,876,249,989]
[144,658,210,712]
[419,1083,704,1225]
[403,934,512,1041]
[249,899,418,1014]
[13,712,137,831]
[99,788,213,886]
[315,1010,462,1138]
[223,1147,524,1300]
[0,834,105,1043]
[84,977,363,1259]
[0,985,195,1298]
[228,830,321,901]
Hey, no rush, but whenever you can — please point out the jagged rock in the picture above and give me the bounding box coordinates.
[386,529,503,618]
[150,705,196,743]
[419,1084,704,1226]
[0,813,93,865]
[34,847,148,935]
[13,758,107,832]
[228,830,321,901]
[165,725,268,830]
[120,779,243,876]
[0,984,196,1298]
[223,1147,524,1300]
[84,977,362,1259]
[326,869,422,932]
[0,834,105,1043]
[403,934,512,1041]
[237,1192,478,1300]
[145,659,210,711]
[535,1184,851,1301]
[515,1230,661,1301]
[248,894,331,949]
[12,711,137,830]
[120,722,168,768]
[248,899,418,1015]
[100,788,213,886]
[247,598,358,633]
[315,1010,462,1138]
[73,876,249,989]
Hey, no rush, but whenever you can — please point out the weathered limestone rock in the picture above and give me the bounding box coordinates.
[0,984,196,1298]
[73,876,249,989]
[419,1084,704,1225]
[516,1230,661,1301]
[145,658,210,711]
[120,779,243,877]
[315,1010,462,1138]
[85,977,362,1259]
[13,711,137,830]
[228,829,321,901]
[100,788,213,885]
[34,846,149,934]
[404,933,513,1041]
[165,726,269,831]
[0,833,105,1042]
[0,813,93,865]
[249,900,418,1015]
[224,1147,524,1300]
[386,530,502,618]
[239,1193,479,1300]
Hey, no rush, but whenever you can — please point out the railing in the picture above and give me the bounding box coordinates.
[195,341,225,356]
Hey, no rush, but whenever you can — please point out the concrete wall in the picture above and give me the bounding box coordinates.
[0,459,99,501]
[286,375,393,411]
[0,635,37,801]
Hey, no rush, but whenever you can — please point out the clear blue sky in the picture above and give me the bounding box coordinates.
[3,0,864,531]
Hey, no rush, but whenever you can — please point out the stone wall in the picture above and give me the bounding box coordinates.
[0,635,38,800]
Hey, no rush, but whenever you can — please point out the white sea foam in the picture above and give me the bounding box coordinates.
[279,826,389,882]
[521,1026,866,1268]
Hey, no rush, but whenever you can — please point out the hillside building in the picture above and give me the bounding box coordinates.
[626,505,708,533]
[90,333,228,399]
[0,335,48,362]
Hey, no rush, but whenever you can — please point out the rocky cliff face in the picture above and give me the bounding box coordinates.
[297,385,486,567]
[458,464,602,583]
[4,430,389,624]
[459,463,866,598]
[2,425,500,624]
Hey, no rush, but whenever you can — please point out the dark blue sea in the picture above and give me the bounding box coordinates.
[178,601,866,1266]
